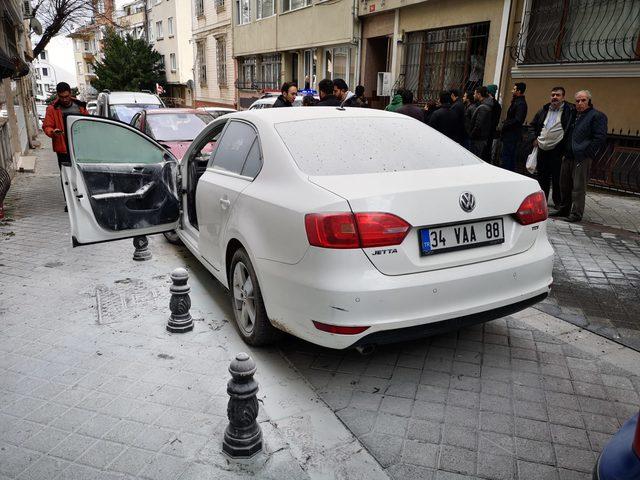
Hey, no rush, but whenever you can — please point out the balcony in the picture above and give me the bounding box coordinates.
[83,51,95,61]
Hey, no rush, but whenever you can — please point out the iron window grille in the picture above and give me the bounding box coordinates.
[238,57,257,89]
[512,0,640,64]
[260,54,281,90]
[215,0,225,8]
[216,37,227,85]
[197,42,207,86]
[397,22,490,103]
[195,0,204,16]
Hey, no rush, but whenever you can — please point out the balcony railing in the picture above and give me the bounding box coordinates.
[235,79,280,91]
[511,0,640,65]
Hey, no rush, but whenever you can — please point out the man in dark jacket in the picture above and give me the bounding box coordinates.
[484,84,502,163]
[429,91,458,141]
[530,86,575,208]
[449,89,466,145]
[272,82,298,107]
[500,82,527,171]
[396,90,424,122]
[315,79,341,106]
[469,86,493,158]
[463,91,477,150]
[554,90,607,222]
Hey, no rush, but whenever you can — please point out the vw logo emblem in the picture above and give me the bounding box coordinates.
[459,192,476,212]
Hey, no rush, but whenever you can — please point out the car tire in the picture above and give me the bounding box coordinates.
[163,230,182,245]
[229,248,281,346]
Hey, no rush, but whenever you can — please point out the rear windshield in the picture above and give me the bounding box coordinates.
[110,104,160,123]
[146,113,213,141]
[275,116,480,176]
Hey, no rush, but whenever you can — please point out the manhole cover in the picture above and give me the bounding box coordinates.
[95,280,163,324]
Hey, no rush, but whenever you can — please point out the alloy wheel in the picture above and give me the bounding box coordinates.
[232,261,256,335]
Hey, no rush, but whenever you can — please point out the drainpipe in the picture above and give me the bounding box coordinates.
[353,0,361,86]
[390,8,400,92]
[493,0,513,106]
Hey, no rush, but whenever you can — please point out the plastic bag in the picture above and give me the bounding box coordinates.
[526,147,538,174]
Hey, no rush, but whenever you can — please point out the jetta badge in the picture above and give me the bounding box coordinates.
[459,192,476,212]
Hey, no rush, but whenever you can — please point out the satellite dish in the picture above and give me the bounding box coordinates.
[31,17,43,36]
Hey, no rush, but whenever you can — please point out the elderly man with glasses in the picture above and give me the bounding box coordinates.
[552,90,608,223]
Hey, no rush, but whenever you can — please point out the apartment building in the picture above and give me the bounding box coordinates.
[117,0,147,40]
[232,0,360,108]
[68,0,115,100]
[147,0,194,106]
[1,0,38,171]
[192,0,236,108]
[32,37,77,103]
[357,0,512,109]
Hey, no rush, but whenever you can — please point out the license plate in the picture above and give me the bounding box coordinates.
[419,218,505,255]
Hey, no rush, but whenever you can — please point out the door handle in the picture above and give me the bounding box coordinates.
[131,166,145,173]
[219,197,231,209]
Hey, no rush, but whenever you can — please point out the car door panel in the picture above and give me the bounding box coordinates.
[65,115,179,246]
[196,121,258,271]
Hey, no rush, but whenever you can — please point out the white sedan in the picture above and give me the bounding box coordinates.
[61,108,554,350]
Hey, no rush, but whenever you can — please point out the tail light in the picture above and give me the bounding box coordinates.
[514,191,548,225]
[633,411,640,458]
[312,321,370,335]
[305,212,411,249]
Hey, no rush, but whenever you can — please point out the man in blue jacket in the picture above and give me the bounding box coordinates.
[552,90,608,222]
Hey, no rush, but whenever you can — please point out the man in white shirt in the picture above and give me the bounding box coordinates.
[530,87,576,208]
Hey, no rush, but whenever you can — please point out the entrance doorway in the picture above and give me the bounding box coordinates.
[364,36,390,110]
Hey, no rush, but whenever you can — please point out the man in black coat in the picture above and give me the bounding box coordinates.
[272,82,298,107]
[429,91,459,141]
[530,86,575,208]
[554,90,608,222]
[449,89,467,145]
[315,79,341,107]
[500,82,528,171]
[396,90,425,122]
[469,86,493,158]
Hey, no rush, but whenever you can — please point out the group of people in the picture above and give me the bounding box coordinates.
[386,83,608,223]
[272,78,369,108]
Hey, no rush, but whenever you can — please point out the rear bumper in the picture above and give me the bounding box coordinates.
[257,234,554,349]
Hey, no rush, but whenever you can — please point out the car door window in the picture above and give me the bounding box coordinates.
[71,119,167,164]
[132,114,142,130]
[241,139,262,179]
[210,121,256,175]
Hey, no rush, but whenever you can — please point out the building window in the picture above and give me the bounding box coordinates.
[159,55,165,69]
[156,21,163,39]
[282,0,310,13]
[216,37,227,85]
[236,0,250,24]
[77,62,83,74]
[170,53,177,72]
[303,49,317,89]
[399,22,490,103]
[197,41,207,85]
[96,0,105,13]
[148,20,154,41]
[84,40,90,51]
[514,0,640,64]
[239,57,256,88]
[42,67,48,77]
[39,51,47,60]
[260,53,281,90]
[87,63,95,74]
[195,0,204,16]
[257,0,274,19]
[215,0,225,8]
[167,17,173,36]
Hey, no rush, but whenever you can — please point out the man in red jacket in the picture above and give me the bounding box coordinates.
[42,82,88,209]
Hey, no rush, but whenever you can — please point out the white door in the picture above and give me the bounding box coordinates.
[196,120,261,272]
[63,115,180,246]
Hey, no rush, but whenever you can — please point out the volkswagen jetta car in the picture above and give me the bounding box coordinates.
[60,108,553,349]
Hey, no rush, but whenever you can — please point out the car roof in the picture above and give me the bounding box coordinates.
[200,107,236,112]
[229,106,402,124]
[146,108,204,115]
[105,91,162,105]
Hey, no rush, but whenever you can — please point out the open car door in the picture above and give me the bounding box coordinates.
[62,115,180,246]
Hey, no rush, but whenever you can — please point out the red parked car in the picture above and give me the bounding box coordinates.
[130,108,214,160]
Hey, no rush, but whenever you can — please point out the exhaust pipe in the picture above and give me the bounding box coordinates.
[355,344,376,356]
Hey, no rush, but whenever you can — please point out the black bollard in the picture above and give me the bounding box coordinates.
[166,267,193,333]
[132,235,151,261]
[223,352,262,458]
